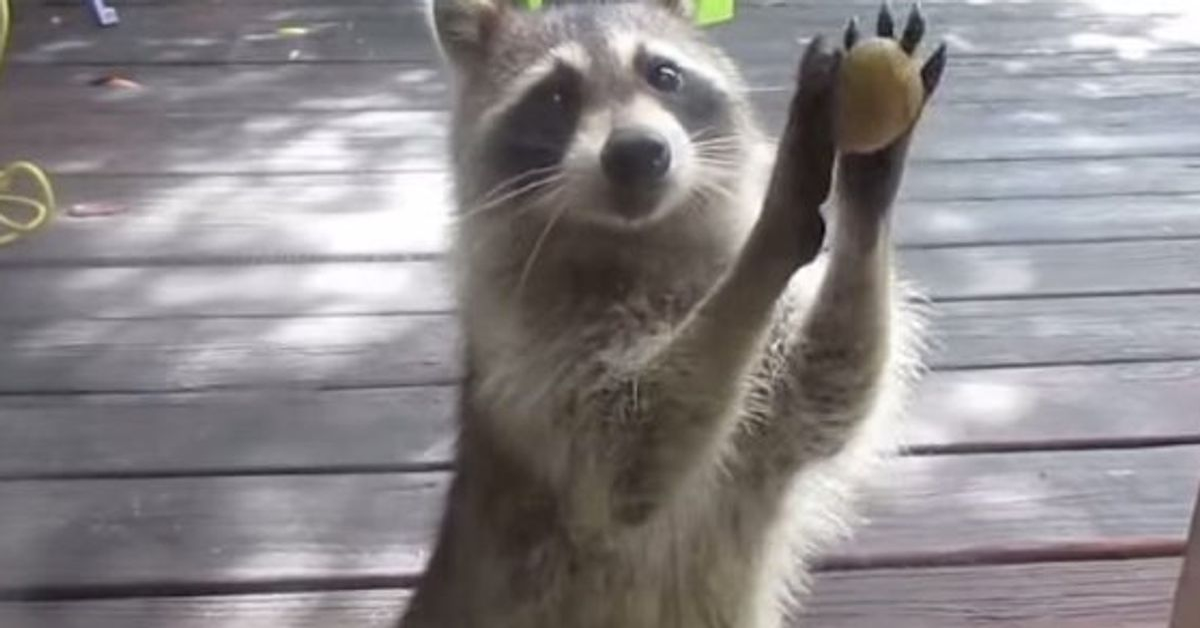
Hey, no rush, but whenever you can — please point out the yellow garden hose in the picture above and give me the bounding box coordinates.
[0,0,57,247]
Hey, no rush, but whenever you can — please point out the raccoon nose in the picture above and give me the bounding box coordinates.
[601,128,671,186]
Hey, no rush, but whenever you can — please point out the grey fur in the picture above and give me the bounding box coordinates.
[404,2,940,626]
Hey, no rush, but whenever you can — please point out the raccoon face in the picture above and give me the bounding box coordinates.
[431,0,756,228]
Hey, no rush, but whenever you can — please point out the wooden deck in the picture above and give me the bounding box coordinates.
[1,0,1199,625]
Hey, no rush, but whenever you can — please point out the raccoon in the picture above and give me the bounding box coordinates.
[403,1,946,626]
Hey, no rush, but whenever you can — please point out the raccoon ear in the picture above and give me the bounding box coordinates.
[655,0,694,18]
[428,0,509,66]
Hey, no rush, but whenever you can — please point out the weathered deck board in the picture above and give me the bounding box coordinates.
[2,294,1199,393]
[3,94,1197,173]
[906,361,1200,449]
[934,294,1200,369]
[2,359,1198,479]
[2,238,1198,319]
[5,167,1200,266]
[0,447,1194,597]
[805,558,1181,628]
[0,262,455,320]
[1,0,1197,623]
[5,63,1200,118]
[0,388,459,479]
[7,2,1199,65]
[0,557,1181,628]
[0,313,461,392]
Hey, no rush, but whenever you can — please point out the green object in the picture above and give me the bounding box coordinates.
[515,0,734,26]
[693,0,734,25]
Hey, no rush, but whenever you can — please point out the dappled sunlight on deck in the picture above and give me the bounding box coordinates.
[0,0,1198,625]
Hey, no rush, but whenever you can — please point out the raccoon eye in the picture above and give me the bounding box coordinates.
[646,60,685,93]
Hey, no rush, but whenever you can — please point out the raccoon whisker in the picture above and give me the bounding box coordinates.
[512,178,567,221]
[691,135,743,149]
[691,134,740,144]
[693,145,744,158]
[516,196,571,295]
[475,169,561,209]
[693,178,740,206]
[693,154,742,166]
[688,126,723,142]
[694,151,744,164]
[461,171,564,220]
[469,165,561,210]
[693,158,746,173]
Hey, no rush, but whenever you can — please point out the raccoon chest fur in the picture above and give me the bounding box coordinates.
[403,0,934,624]
[411,382,805,628]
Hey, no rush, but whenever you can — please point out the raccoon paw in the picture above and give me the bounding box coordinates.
[838,3,946,155]
[758,35,840,267]
[835,3,947,221]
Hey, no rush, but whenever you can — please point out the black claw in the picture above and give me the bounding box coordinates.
[844,16,860,49]
[900,4,925,54]
[920,42,948,97]
[798,34,834,81]
[877,2,895,38]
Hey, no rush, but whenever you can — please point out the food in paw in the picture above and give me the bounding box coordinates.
[836,37,923,154]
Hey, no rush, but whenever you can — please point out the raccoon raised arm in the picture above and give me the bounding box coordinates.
[734,9,946,496]
[408,1,946,625]
[430,0,842,531]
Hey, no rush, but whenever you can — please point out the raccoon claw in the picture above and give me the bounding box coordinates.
[900,4,925,54]
[834,4,947,221]
[760,36,840,266]
[847,2,945,102]
[920,42,948,98]
[876,2,895,38]
[791,35,840,207]
[797,35,841,90]
[843,17,860,49]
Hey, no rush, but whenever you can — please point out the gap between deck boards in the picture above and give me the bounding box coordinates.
[0,544,1186,603]
[5,435,1200,482]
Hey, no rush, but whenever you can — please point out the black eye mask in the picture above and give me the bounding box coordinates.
[488,63,584,177]
[636,51,728,138]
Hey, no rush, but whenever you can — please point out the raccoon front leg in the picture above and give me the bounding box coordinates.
[574,40,845,529]
[736,5,947,489]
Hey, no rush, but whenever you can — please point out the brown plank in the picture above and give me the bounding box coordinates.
[0,172,457,264]
[0,472,448,596]
[0,388,458,479]
[8,2,1196,65]
[805,558,1181,628]
[896,194,1200,248]
[934,294,1200,369]
[0,557,1182,627]
[6,4,436,65]
[2,359,1198,477]
[3,163,1200,266]
[3,94,1197,174]
[0,64,453,113]
[0,262,453,320]
[0,313,461,393]
[2,238,1198,319]
[741,47,1200,89]
[0,110,449,175]
[0,447,1193,596]
[4,63,1198,118]
[908,361,1200,449]
[1173,488,1200,628]
[0,590,416,628]
[3,293,1199,393]
[904,238,1200,301]
[843,446,1200,565]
